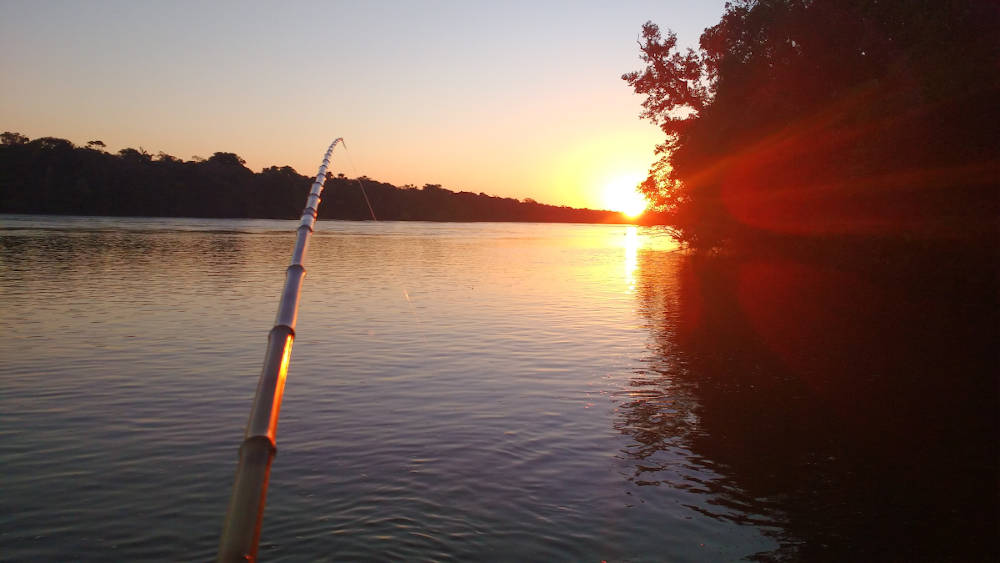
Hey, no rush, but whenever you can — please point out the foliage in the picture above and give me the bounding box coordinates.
[0,134,629,224]
[1,132,29,146]
[625,0,999,253]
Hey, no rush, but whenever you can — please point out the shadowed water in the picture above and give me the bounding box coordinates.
[0,215,994,561]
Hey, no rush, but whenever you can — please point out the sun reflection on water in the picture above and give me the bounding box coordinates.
[624,226,639,291]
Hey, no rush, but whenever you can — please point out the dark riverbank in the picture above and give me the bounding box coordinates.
[0,134,643,224]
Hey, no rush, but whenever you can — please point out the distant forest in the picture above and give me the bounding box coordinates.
[0,133,639,224]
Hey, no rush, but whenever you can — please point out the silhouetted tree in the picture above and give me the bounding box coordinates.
[626,0,999,254]
[118,147,151,163]
[156,152,181,163]
[206,151,247,168]
[1,131,29,145]
[31,137,75,151]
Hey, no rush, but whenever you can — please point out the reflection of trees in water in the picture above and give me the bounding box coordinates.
[620,250,997,561]
[615,252,697,485]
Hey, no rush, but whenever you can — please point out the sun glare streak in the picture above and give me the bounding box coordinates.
[268,333,294,440]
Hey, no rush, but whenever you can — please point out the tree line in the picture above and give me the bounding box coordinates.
[0,133,634,224]
[624,0,998,259]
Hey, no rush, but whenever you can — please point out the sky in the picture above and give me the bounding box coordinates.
[1,0,726,211]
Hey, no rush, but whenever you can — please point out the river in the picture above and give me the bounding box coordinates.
[0,215,994,561]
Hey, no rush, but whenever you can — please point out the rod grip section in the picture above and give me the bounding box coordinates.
[217,436,275,562]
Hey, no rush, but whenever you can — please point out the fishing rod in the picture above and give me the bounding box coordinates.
[217,138,343,562]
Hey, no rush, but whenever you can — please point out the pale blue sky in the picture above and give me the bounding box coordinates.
[1,0,725,209]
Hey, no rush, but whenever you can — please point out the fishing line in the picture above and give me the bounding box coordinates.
[336,141,427,342]
[338,141,377,221]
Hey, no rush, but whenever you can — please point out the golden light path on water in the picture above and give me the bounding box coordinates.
[624,225,640,291]
[619,224,679,292]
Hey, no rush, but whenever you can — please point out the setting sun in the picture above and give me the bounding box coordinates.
[602,172,648,217]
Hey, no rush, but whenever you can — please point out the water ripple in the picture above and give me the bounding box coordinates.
[1,217,784,562]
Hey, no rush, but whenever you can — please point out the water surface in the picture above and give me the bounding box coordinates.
[0,215,994,561]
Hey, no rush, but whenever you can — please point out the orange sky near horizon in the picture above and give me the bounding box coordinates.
[0,1,725,212]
